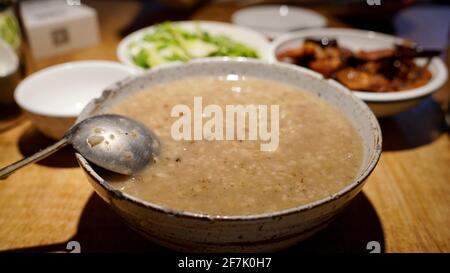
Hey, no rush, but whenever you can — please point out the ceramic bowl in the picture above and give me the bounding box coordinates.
[231,5,327,39]
[76,58,382,252]
[117,21,271,71]
[14,60,137,139]
[270,28,448,117]
[0,39,20,106]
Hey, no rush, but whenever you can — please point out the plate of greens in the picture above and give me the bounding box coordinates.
[117,21,270,70]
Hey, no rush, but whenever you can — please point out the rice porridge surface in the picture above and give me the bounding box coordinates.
[107,76,363,216]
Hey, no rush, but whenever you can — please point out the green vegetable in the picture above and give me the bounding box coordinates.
[0,9,21,49]
[128,21,259,69]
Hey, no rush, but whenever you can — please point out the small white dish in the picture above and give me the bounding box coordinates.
[14,60,137,139]
[117,20,271,71]
[270,28,448,117]
[232,5,327,39]
[0,39,20,105]
[0,39,18,77]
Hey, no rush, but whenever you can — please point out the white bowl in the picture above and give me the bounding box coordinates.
[270,28,448,117]
[0,39,20,105]
[14,60,137,139]
[117,21,271,71]
[232,5,327,39]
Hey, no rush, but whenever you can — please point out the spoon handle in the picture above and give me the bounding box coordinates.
[0,138,68,180]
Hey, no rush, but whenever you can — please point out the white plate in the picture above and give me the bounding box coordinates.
[117,21,271,71]
[270,28,448,117]
[232,5,327,39]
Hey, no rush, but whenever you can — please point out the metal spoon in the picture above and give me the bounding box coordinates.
[0,114,160,179]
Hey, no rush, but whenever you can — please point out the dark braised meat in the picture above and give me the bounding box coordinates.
[277,38,436,92]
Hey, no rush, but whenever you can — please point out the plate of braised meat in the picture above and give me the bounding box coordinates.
[270,28,448,116]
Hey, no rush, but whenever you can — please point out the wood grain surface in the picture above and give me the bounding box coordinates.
[0,0,448,253]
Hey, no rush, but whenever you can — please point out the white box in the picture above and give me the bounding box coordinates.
[20,0,100,59]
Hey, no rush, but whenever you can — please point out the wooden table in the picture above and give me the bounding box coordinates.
[0,1,449,253]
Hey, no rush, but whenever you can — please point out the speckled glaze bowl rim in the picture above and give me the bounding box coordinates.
[76,58,382,221]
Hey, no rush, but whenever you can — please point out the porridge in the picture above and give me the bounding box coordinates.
[107,76,363,216]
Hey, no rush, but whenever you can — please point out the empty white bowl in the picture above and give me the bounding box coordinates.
[270,28,448,117]
[14,60,137,139]
[232,5,327,39]
[0,39,20,105]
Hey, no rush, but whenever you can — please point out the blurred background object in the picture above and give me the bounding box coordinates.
[0,0,21,51]
[0,0,22,130]
[121,0,448,35]
[0,38,19,105]
[231,5,327,39]
[393,4,450,116]
[0,38,20,130]
[19,0,100,59]
[394,5,450,51]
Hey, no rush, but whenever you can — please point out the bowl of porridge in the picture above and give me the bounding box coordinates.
[76,58,382,252]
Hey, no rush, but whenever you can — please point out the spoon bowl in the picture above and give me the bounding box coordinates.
[0,114,159,179]
[68,114,159,175]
